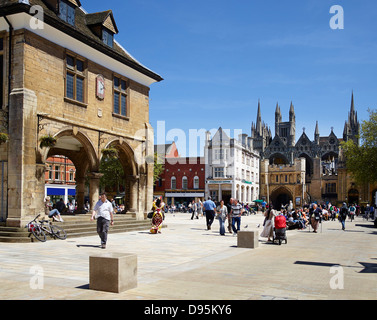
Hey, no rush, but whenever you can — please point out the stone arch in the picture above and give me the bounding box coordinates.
[270,186,293,211]
[101,138,143,215]
[298,153,313,177]
[269,153,289,165]
[39,128,99,172]
[103,138,139,177]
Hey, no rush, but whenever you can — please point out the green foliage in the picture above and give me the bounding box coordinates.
[341,109,377,183]
[39,135,57,148]
[99,157,124,193]
[101,147,119,159]
[153,152,164,184]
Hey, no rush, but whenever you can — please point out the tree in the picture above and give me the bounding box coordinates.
[153,152,164,184]
[341,109,377,183]
[99,157,124,193]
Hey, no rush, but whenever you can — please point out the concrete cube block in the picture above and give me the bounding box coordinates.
[89,253,137,293]
[237,231,259,249]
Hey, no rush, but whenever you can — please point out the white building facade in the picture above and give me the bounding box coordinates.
[204,128,260,204]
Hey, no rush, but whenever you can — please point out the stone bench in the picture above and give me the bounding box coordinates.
[237,230,259,249]
[89,253,137,293]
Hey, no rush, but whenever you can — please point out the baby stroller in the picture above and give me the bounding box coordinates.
[273,215,287,245]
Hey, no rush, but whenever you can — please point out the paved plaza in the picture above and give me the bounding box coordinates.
[0,212,376,300]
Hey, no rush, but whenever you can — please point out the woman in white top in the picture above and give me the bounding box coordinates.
[216,200,228,236]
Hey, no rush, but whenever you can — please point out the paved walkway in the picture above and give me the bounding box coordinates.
[0,213,376,300]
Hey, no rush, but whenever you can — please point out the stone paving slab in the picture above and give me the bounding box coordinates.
[0,213,376,300]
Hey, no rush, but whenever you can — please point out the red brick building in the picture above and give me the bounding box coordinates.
[45,156,77,204]
[154,156,205,206]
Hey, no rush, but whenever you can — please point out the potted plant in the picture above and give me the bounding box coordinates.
[39,135,57,148]
[0,132,8,144]
[101,147,119,159]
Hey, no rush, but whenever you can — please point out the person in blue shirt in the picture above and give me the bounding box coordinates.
[203,197,216,230]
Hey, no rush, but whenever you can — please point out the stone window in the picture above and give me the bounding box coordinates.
[65,53,86,104]
[113,76,128,118]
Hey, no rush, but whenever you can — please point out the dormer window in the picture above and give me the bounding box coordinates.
[102,28,114,48]
[59,0,75,26]
[86,10,119,48]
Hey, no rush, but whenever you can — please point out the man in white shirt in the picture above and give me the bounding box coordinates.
[91,193,114,249]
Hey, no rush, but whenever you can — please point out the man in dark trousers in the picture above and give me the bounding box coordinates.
[339,202,348,231]
[203,197,216,230]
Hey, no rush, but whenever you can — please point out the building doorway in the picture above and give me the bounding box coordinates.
[270,187,293,211]
[347,189,359,205]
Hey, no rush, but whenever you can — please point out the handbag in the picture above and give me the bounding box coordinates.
[147,211,153,219]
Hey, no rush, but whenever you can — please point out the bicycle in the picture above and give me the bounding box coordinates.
[26,214,67,242]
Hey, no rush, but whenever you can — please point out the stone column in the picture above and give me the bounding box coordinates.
[128,175,139,216]
[88,172,103,212]
[75,176,86,214]
[7,88,39,227]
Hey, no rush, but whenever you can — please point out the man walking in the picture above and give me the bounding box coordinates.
[226,198,234,234]
[203,197,216,230]
[91,193,114,249]
[230,199,244,235]
[339,202,348,231]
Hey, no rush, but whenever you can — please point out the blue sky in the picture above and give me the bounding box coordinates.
[84,0,377,156]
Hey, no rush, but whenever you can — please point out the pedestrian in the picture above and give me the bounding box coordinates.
[150,197,165,234]
[339,202,348,231]
[226,198,234,233]
[197,199,203,217]
[44,196,64,222]
[203,197,216,230]
[216,200,228,235]
[91,192,114,249]
[310,203,322,233]
[230,199,244,235]
[260,207,275,242]
[191,200,198,220]
[348,204,356,222]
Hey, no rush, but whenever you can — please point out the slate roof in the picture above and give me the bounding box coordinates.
[0,0,163,82]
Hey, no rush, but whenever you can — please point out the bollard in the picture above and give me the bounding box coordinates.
[237,231,259,249]
[89,253,137,293]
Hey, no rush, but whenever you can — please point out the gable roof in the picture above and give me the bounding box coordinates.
[86,10,118,34]
[0,0,162,83]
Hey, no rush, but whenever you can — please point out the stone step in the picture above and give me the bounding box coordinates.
[0,215,153,243]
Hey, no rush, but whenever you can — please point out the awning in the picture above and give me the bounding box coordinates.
[47,188,65,196]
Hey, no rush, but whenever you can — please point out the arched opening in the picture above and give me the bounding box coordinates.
[269,153,289,165]
[321,152,338,176]
[270,187,293,211]
[43,131,98,214]
[298,153,313,180]
[100,139,139,214]
[348,188,359,205]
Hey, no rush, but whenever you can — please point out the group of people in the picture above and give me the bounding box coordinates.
[88,192,377,249]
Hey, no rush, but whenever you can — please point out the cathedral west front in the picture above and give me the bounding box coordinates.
[251,93,372,209]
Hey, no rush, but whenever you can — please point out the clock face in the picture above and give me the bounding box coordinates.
[96,75,105,100]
